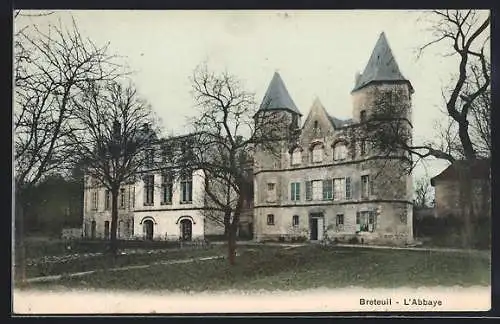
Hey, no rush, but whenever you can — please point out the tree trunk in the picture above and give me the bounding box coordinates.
[228,226,236,265]
[109,188,119,255]
[458,162,473,248]
[15,192,27,285]
[227,195,243,266]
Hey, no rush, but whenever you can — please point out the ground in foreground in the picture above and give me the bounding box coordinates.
[23,245,490,291]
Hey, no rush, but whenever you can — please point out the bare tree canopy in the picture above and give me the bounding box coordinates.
[414,177,433,208]
[13,14,128,281]
[188,63,288,264]
[364,10,490,172]
[14,17,126,190]
[68,79,160,253]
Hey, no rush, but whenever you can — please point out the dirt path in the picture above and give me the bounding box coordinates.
[25,254,231,284]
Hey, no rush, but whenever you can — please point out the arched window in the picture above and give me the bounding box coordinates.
[311,144,323,163]
[333,142,348,161]
[291,147,302,166]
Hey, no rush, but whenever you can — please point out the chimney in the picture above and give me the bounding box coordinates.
[355,72,362,86]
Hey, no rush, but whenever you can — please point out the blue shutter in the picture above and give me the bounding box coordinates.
[305,181,312,201]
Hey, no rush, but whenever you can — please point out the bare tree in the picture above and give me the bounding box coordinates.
[68,80,161,254]
[362,10,490,247]
[188,64,288,265]
[414,177,432,208]
[14,15,125,282]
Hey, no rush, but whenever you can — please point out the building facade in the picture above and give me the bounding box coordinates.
[82,134,226,241]
[431,158,491,219]
[253,32,415,245]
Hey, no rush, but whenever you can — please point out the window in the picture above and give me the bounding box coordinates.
[345,177,352,200]
[292,215,299,226]
[105,190,111,210]
[336,214,344,231]
[291,114,299,129]
[312,180,322,200]
[290,182,301,201]
[333,143,348,161]
[312,145,323,163]
[266,183,276,202]
[333,178,345,201]
[360,139,367,156]
[267,214,275,225]
[120,188,126,209]
[356,211,376,232]
[314,120,319,129]
[161,171,173,205]
[161,144,172,164]
[132,186,135,208]
[322,179,333,200]
[144,174,155,206]
[360,110,367,122]
[361,175,370,199]
[180,171,193,204]
[291,148,302,166]
[146,149,155,167]
[305,181,312,201]
[92,191,98,210]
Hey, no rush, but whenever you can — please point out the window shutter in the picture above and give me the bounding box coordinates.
[345,177,351,200]
[370,175,375,195]
[322,180,329,200]
[305,181,312,201]
[356,211,361,232]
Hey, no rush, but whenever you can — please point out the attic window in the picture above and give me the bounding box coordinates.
[314,120,319,129]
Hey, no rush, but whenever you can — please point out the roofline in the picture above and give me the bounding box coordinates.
[351,79,414,94]
[253,107,303,118]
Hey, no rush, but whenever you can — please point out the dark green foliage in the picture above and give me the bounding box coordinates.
[414,213,490,249]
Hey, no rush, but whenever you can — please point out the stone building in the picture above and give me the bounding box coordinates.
[82,133,225,241]
[252,32,415,245]
[431,158,491,219]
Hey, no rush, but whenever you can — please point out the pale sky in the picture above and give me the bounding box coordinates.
[16,9,481,182]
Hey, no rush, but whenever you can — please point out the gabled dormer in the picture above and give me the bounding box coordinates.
[302,97,335,140]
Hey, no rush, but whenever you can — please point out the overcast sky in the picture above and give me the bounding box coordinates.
[17,9,486,182]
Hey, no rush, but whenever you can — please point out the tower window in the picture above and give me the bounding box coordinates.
[314,120,319,129]
[360,110,367,122]
[291,114,299,129]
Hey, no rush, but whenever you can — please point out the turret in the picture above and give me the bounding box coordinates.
[254,72,302,139]
[351,32,414,123]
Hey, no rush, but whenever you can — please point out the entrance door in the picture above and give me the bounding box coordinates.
[180,219,192,241]
[91,221,96,239]
[310,218,318,240]
[310,213,324,241]
[143,220,154,240]
[104,221,110,239]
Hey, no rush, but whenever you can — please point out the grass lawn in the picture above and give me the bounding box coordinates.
[17,244,240,279]
[24,245,491,291]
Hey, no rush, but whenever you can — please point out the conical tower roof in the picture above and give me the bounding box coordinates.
[258,72,302,116]
[352,32,412,92]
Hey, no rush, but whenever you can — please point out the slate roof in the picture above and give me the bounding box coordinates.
[430,159,491,186]
[258,72,302,116]
[352,32,412,92]
[327,115,354,128]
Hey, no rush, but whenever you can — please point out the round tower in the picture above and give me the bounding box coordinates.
[351,32,415,244]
